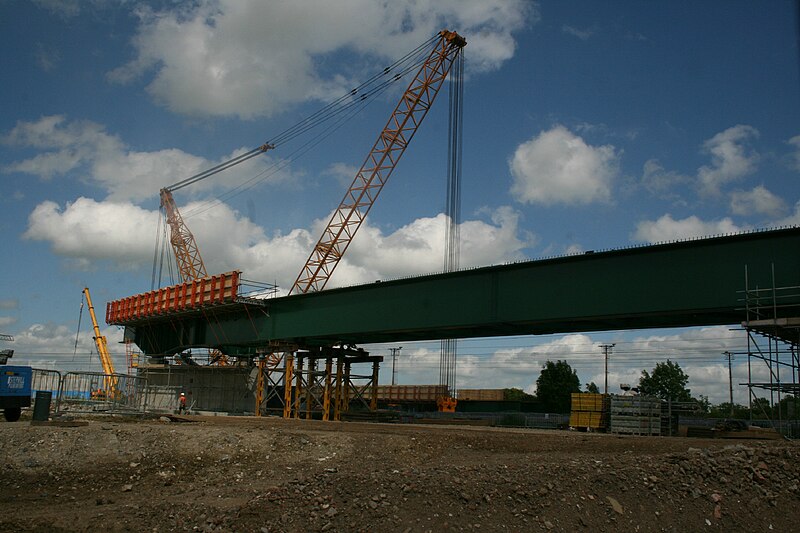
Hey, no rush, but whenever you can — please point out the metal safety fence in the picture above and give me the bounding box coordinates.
[30,368,62,415]
[56,371,148,414]
[408,411,570,429]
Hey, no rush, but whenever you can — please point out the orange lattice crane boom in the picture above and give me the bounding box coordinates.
[159,143,274,284]
[160,188,208,283]
[290,29,466,295]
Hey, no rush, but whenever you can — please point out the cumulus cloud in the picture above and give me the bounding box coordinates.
[23,197,159,270]
[402,326,748,404]
[2,116,290,202]
[640,159,691,195]
[633,214,742,243]
[509,125,620,205]
[562,25,595,40]
[788,135,800,172]
[32,0,81,19]
[107,0,534,119]
[729,185,787,217]
[341,207,530,284]
[263,206,530,291]
[7,322,126,374]
[774,201,800,227]
[20,193,530,289]
[375,324,753,404]
[697,124,759,196]
[636,125,765,204]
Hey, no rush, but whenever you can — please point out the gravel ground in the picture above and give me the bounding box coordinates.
[0,414,798,532]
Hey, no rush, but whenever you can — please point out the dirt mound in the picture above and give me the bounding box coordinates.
[1,415,797,532]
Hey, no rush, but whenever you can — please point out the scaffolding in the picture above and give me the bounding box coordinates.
[255,346,382,421]
[740,264,800,437]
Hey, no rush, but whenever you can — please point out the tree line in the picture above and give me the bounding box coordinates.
[503,358,797,418]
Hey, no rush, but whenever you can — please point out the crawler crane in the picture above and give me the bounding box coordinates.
[135,30,466,412]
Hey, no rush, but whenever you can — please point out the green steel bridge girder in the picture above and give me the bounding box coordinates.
[128,228,800,356]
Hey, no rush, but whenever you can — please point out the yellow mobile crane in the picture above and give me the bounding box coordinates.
[83,288,118,399]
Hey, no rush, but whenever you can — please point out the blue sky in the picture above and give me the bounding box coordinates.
[1,1,799,404]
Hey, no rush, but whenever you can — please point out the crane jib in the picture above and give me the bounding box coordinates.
[289,30,466,295]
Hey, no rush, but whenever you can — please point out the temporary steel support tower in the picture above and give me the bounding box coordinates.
[254,346,382,420]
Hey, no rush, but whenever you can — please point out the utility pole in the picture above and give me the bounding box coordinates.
[389,347,402,386]
[601,344,615,395]
[724,351,734,417]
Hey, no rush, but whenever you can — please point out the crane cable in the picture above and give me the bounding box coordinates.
[72,294,84,361]
[165,35,438,195]
[439,48,465,398]
[153,33,441,284]
[175,39,438,220]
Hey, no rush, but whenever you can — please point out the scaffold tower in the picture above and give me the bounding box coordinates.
[740,264,800,436]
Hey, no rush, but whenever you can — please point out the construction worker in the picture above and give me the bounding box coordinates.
[179,392,187,414]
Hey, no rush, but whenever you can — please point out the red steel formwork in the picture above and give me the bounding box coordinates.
[106,271,240,325]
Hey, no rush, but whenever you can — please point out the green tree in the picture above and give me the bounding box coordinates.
[504,388,536,402]
[585,382,600,394]
[536,360,580,413]
[750,397,771,418]
[709,402,749,419]
[695,394,711,414]
[638,360,692,402]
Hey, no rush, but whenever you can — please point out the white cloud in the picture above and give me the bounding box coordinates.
[729,185,787,217]
[697,124,759,195]
[23,197,158,270]
[341,207,530,284]
[641,158,690,194]
[562,25,594,40]
[0,299,18,310]
[32,0,80,19]
[633,213,742,243]
[6,322,126,374]
[108,1,534,119]
[35,42,60,72]
[324,162,360,188]
[387,326,751,404]
[509,125,620,205]
[774,201,800,226]
[378,324,753,404]
[20,193,530,290]
[788,135,800,172]
[2,116,290,202]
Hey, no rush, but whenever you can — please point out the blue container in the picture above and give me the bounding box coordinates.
[0,366,32,401]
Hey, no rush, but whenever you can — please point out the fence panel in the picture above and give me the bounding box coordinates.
[56,371,148,414]
[30,368,62,414]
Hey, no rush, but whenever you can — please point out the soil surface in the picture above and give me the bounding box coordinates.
[1,413,798,532]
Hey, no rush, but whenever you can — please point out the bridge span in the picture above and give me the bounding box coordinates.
[113,227,800,356]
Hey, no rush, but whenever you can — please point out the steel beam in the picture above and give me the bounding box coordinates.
[123,228,800,355]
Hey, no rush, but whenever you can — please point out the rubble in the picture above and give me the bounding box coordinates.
[0,416,798,531]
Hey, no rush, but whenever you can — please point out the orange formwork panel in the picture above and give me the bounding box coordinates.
[106,271,240,325]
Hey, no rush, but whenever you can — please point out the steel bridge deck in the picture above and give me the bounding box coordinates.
[121,227,800,356]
